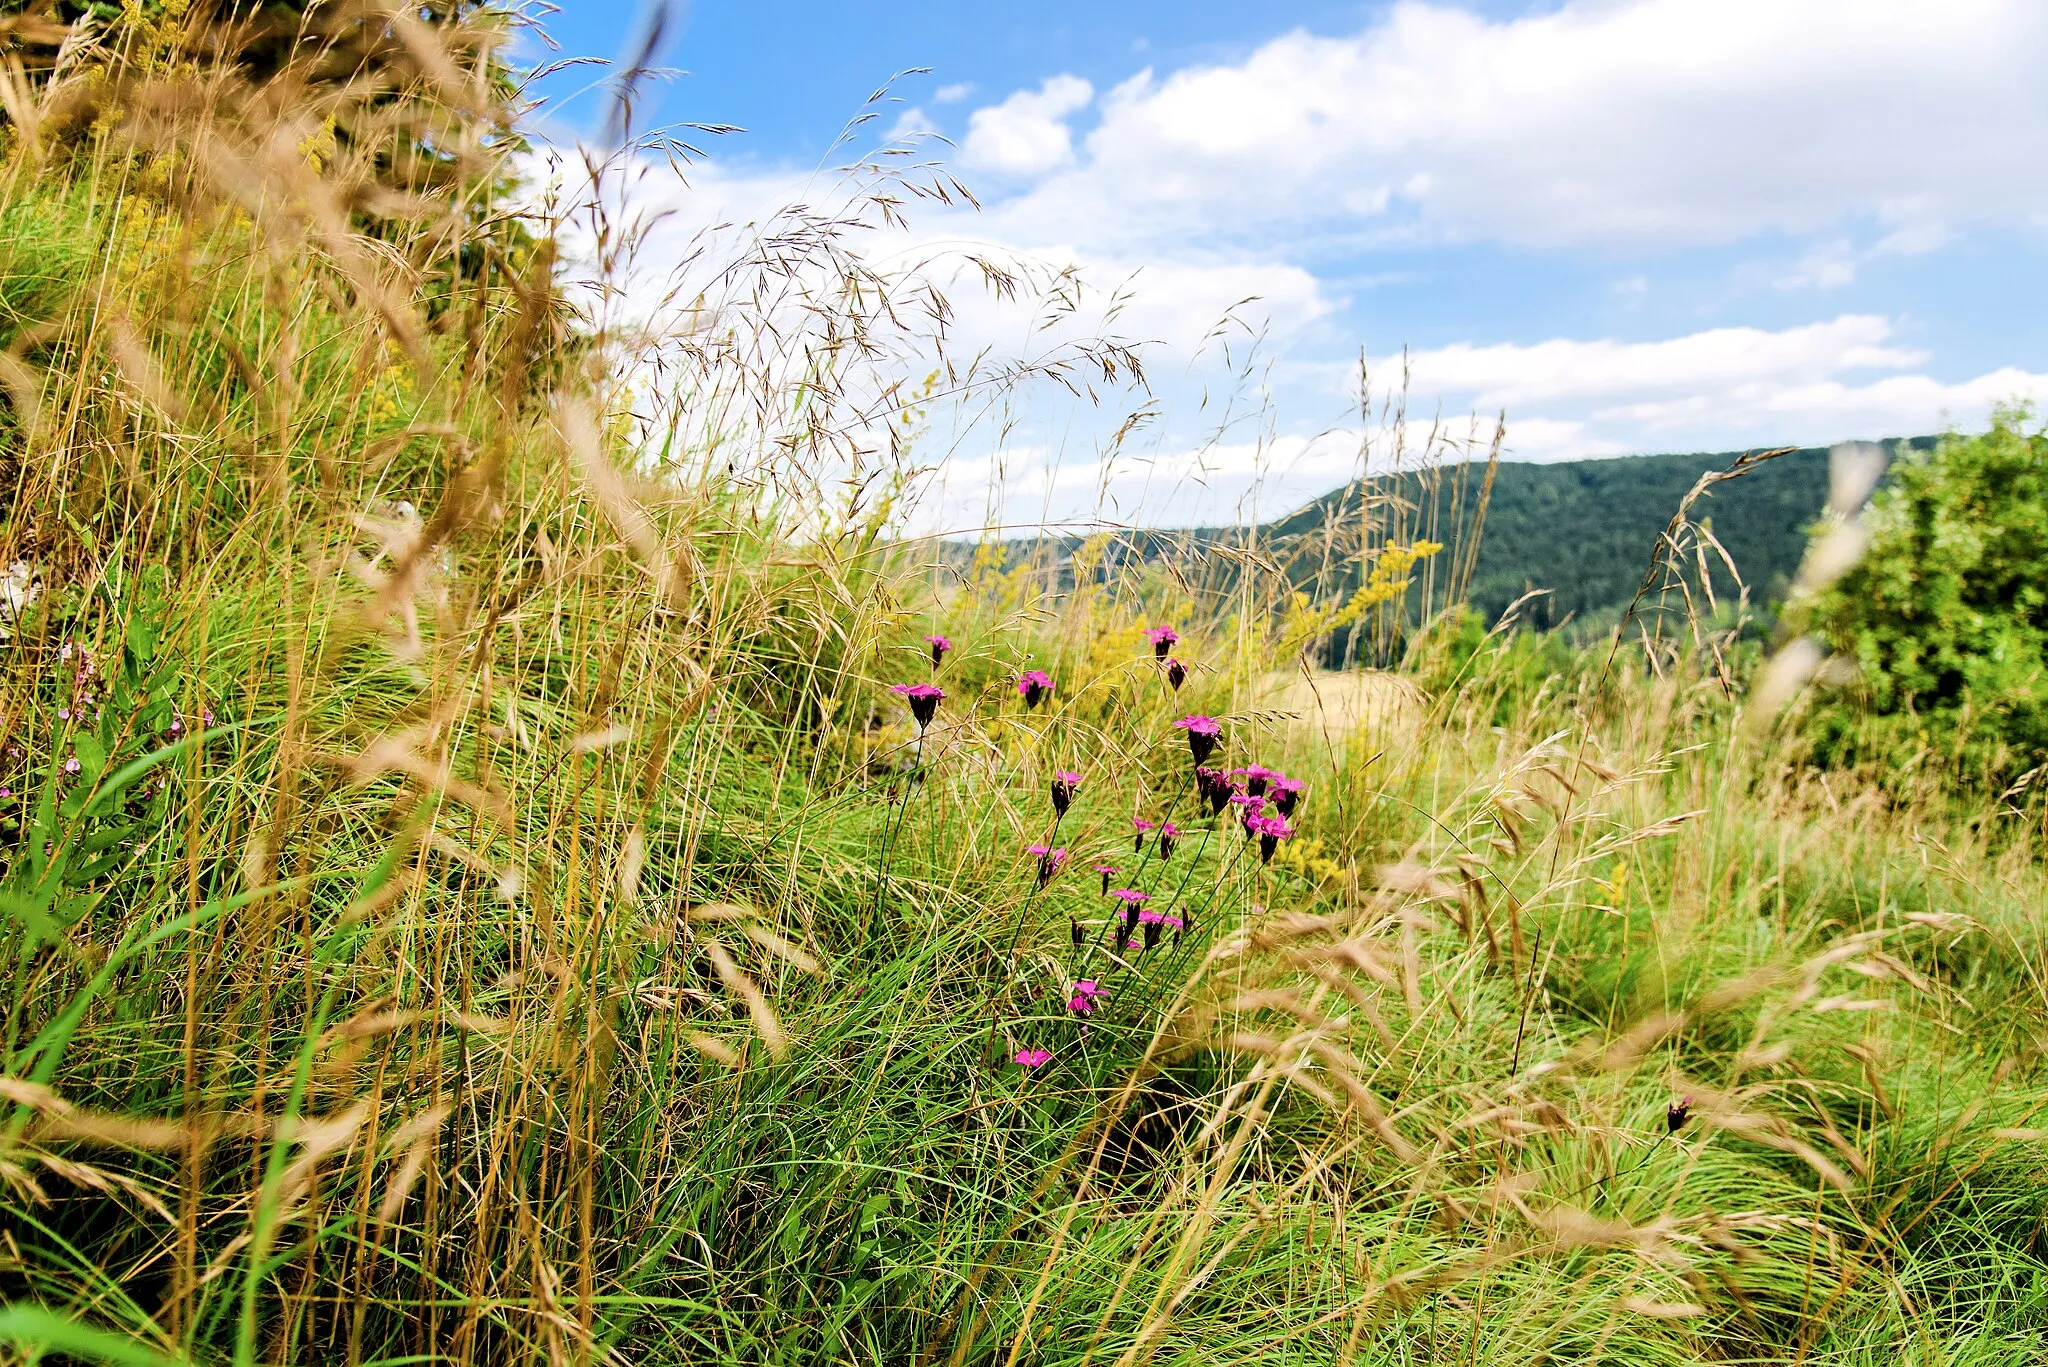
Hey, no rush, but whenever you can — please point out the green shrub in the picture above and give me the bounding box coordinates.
[1810,409,2048,784]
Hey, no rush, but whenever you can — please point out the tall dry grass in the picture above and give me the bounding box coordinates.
[0,7,2044,1367]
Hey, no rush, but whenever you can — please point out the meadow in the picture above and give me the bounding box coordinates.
[1,7,2046,1365]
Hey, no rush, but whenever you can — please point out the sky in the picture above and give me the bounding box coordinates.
[518,0,2048,531]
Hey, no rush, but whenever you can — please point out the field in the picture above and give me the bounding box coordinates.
[1,9,2046,1367]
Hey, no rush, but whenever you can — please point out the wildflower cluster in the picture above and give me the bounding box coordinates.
[884,620,1315,1076]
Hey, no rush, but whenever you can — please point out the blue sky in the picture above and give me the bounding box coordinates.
[521,1,2048,530]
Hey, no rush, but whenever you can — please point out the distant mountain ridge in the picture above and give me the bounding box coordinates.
[1268,438,1936,632]
[949,439,1937,639]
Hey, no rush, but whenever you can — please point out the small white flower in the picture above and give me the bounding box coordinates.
[0,562,40,641]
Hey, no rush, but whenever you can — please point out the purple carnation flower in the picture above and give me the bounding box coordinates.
[1271,774,1306,817]
[1026,843,1069,886]
[1051,769,1081,817]
[1017,669,1055,709]
[1249,814,1294,864]
[891,682,945,729]
[1145,626,1180,659]
[1014,1047,1052,1069]
[1173,714,1221,766]
[1165,657,1188,691]
[925,634,952,668]
[1157,821,1181,860]
[1195,766,1231,813]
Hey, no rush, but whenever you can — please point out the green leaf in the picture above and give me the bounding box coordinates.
[73,731,107,778]
[0,890,66,949]
[0,1304,189,1366]
[125,607,160,664]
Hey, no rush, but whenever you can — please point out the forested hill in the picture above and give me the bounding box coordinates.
[1269,438,1934,631]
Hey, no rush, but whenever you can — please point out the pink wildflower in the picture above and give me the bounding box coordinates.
[1051,769,1081,817]
[1271,774,1305,817]
[1068,980,1105,1015]
[1249,814,1294,864]
[1026,843,1069,886]
[925,634,952,667]
[1017,669,1055,709]
[1014,1047,1052,1069]
[890,682,945,729]
[1165,657,1188,691]
[1173,714,1221,765]
[1145,626,1180,658]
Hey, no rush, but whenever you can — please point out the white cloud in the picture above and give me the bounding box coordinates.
[970,0,2048,254]
[1776,219,1958,290]
[934,82,975,104]
[908,407,1575,533]
[961,75,1095,177]
[885,106,937,143]
[1394,316,2048,451]
[899,245,1332,368]
[1399,316,1926,410]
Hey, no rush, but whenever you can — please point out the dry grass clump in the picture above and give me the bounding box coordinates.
[0,8,2044,1367]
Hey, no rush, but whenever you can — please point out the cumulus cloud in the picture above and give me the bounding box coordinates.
[973,0,2048,253]
[1397,316,1927,411]
[960,75,1095,177]
[1394,317,2048,452]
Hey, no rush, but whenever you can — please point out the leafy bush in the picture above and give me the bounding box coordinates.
[1809,409,2048,784]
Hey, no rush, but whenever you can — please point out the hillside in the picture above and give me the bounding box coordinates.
[1270,438,1935,632]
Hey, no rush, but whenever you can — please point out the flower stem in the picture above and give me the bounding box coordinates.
[866,725,926,934]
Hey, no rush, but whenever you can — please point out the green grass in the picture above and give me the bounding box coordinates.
[2,10,2048,1367]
